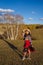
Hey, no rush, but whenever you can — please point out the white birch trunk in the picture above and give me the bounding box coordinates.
[10,24,14,40]
[15,22,19,40]
[6,22,9,39]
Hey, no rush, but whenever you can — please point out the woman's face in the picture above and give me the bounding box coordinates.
[25,31,29,34]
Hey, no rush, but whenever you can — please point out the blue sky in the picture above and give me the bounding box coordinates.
[0,0,43,24]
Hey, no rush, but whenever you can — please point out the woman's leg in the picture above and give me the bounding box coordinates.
[23,52,27,57]
[22,48,27,60]
[27,49,31,60]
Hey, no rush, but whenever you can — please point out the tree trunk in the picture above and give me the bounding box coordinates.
[7,24,10,39]
[15,23,19,40]
[10,24,14,40]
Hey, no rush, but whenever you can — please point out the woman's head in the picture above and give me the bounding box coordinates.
[22,28,31,36]
[25,30,30,35]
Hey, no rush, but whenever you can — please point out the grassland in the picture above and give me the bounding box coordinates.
[0,24,43,65]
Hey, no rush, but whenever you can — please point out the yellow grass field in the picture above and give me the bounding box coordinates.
[0,24,43,65]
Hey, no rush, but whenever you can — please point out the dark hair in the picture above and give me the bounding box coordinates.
[24,32,31,37]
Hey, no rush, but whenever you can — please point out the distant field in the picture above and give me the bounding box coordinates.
[0,26,43,65]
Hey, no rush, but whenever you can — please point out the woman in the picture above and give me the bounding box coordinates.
[22,29,35,60]
[22,30,31,60]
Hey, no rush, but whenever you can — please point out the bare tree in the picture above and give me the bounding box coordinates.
[14,14,24,40]
[3,14,10,39]
[0,15,4,23]
[3,14,15,40]
[0,14,24,40]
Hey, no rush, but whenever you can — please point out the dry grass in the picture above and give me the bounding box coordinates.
[0,24,43,65]
[0,39,43,65]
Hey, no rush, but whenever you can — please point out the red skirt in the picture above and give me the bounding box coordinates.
[24,40,35,52]
[24,40,31,48]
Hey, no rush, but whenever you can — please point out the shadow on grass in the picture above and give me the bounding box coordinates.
[2,38,22,59]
